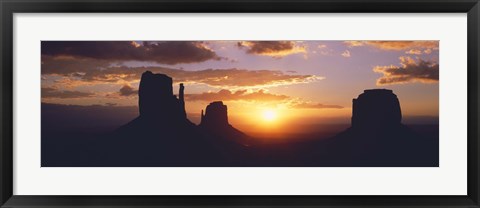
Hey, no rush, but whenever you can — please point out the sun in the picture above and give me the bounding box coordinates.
[262,109,277,122]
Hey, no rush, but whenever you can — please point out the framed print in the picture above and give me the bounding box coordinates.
[1,0,479,207]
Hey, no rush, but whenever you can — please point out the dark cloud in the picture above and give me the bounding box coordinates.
[42,87,95,99]
[41,41,221,65]
[119,85,138,96]
[41,56,320,88]
[237,41,306,57]
[373,56,439,85]
[185,89,289,102]
[41,56,112,76]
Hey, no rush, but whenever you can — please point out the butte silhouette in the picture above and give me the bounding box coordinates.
[324,89,439,166]
[117,71,194,134]
[199,101,251,146]
[105,71,248,166]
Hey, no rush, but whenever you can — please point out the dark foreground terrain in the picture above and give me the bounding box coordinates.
[41,73,439,167]
[41,121,438,167]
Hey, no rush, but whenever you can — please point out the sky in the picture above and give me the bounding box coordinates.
[41,41,439,133]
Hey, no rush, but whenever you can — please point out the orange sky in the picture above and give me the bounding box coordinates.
[41,41,439,133]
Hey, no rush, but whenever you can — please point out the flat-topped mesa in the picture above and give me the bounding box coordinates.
[351,89,402,130]
[199,101,251,146]
[138,71,186,121]
[200,101,229,128]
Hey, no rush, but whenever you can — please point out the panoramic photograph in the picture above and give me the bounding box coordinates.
[41,40,439,167]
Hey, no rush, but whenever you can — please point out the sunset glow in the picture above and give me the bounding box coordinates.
[262,109,278,122]
[41,40,441,167]
[41,40,439,136]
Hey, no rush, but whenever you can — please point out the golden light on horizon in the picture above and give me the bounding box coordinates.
[262,109,278,122]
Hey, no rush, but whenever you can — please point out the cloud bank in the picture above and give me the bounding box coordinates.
[42,41,221,65]
[237,41,306,58]
[42,56,321,88]
[119,85,138,96]
[373,56,439,85]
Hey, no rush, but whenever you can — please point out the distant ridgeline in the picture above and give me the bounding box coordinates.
[42,71,438,167]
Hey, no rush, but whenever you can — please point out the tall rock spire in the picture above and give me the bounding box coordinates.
[179,83,186,118]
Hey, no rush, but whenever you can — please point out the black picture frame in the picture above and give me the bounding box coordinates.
[1,0,479,207]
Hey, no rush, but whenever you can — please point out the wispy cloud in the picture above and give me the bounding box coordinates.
[185,89,289,102]
[185,89,343,109]
[344,41,438,51]
[405,49,423,55]
[341,50,351,58]
[290,101,344,109]
[42,87,95,98]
